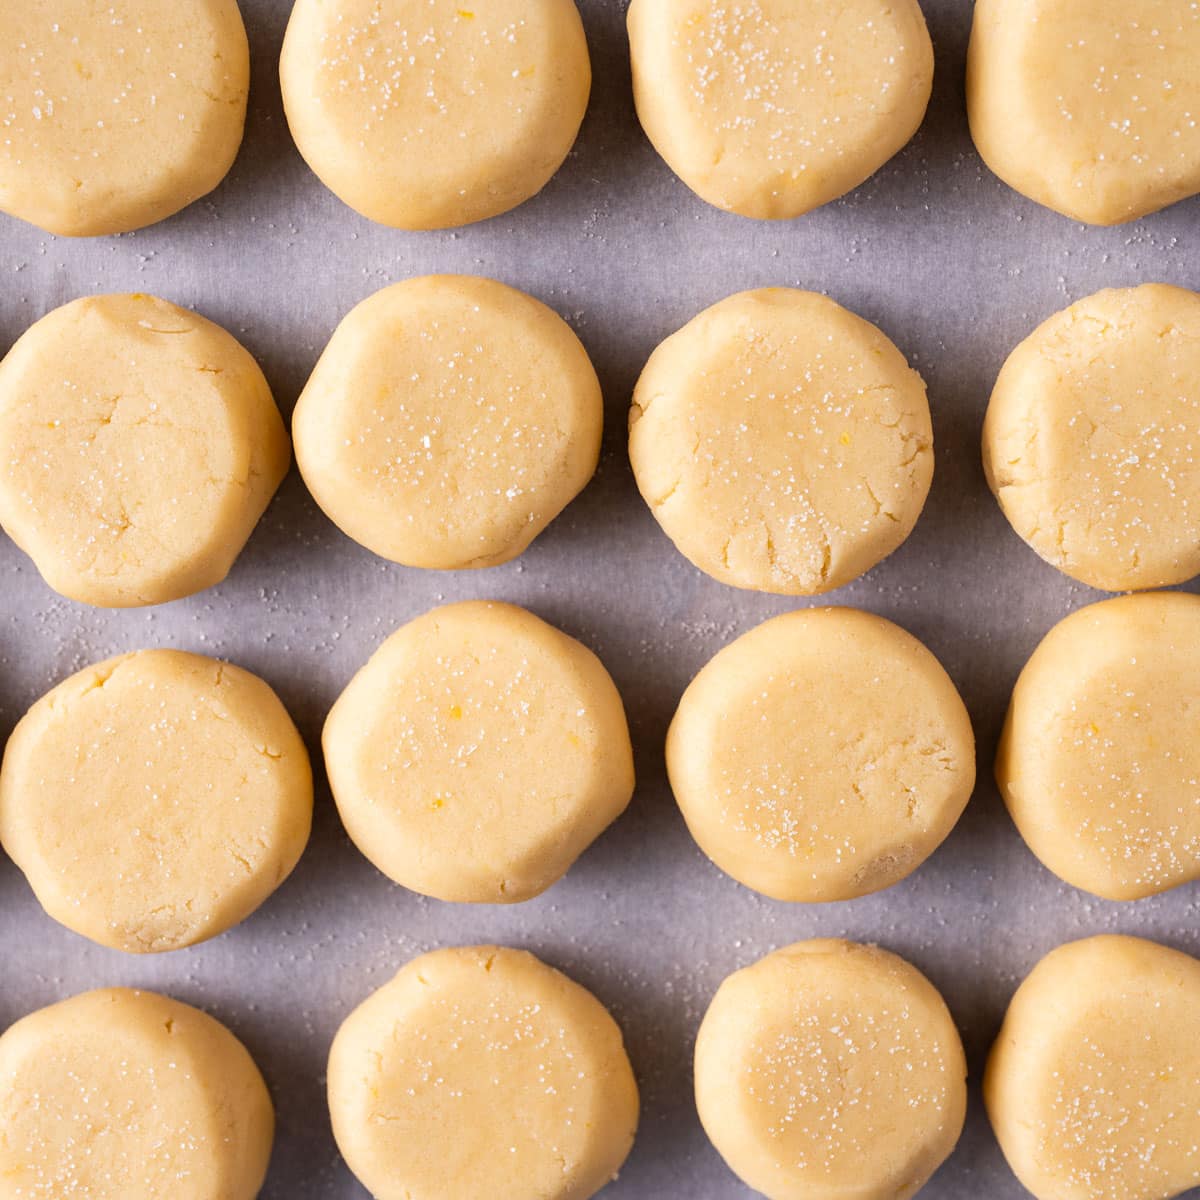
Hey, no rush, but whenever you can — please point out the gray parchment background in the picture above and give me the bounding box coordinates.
[2,2,1199,1196]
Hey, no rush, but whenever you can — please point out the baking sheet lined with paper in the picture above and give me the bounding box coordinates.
[1,1,1199,1196]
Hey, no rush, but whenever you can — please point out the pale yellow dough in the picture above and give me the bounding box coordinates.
[983,285,1200,592]
[968,0,1200,224]
[324,601,634,903]
[0,1,249,237]
[327,945,639,1200]
[997,592,1200,901]
[0,294,290,608]
[280,0,591,230]
[696,940,967,1200]
[630,289,933,595]
[627,0,933,220]
[668,608,975,902]
[986,935,1200,1200]
[0,649,312,952]
[0,987,273,1200]
[294,275,602,570]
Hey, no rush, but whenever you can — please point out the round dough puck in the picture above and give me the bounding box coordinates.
[280,0,591,230]
[983,284,1200,592]
[968,0,1200,225]
[668,607,975,902]
[997,592,1200,901]
[0,293,291,608]
[0,1,249,237]
[0,987,273,1200]
[627,0,933,219]
[630,288,933,595]
[324,600,634,903]
[294,275,602,570]
[696,939,967,1200]
[327,945,639,1200]
[0,649,313,953]
[986,935,1200,1200]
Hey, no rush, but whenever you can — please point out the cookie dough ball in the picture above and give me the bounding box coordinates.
[696,940,967,1200]
[0,294,290,608]
[0,1,249,237]
[328,946,639,1200]
[983,285,1200,592]
[294,276,601,570]
[969,0,1200,225]
[0,649,312,952]
[668,608,975,902]
[998,592,1200,901]
[630,289,933,595]
[324,601,634,902]
[0,987,273,1200]
[627,0,933,220]
[280,0,591,230]
[987,935,1200,1200]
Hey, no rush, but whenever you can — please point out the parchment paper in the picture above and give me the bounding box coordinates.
[1,2,1199,1196]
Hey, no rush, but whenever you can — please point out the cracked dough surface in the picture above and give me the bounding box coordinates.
[280,0,590,230]
[0,649,313,953]
[0,987,273,1200]
[668,608,975,903]
[983,284,1200,592]
[0,293,290,607]
[695,940,967,1200]
[968,0,1200,225]
[294,275,602,570]
[986,935,1200,1200]
[0,0,249,237]
[324,600,634,903]
[997,592,1200,901]
[629,288,933,595]
[327,945,639,1200]
[627,0,933,220]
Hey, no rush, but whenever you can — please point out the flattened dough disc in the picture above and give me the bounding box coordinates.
[327,946,639,1200]
[628,0,933,219]
[630,288,933,595]
[668,607,975,902]
[0,987,274,1200]
[696,939,966,1200]
[968,0,1200,224]
[0,0,249,236]
[281,0,591,229]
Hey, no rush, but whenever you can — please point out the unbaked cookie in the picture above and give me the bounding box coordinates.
[986,935,1200,1200]
[324,601,633,902]
[627,0,933,219]
[696,940,966,1200]
[0,293,290,607]
[294,275,601,570]
[968,0,1200,224]
[0,649,312,952]
[997,592,1200,901]
[328,945,639,1200]
[630,289,933,595]
[983,284,1200,592]
[0,1,249,236]
[280,0,591,229]
[0,987,273,1200]
[668,608,975,902]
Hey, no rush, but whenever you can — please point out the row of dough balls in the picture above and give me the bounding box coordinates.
[3,934,1199,1200]
[3,589,1198,959]
[3,279,1199,608]
[4,0,1200,237]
